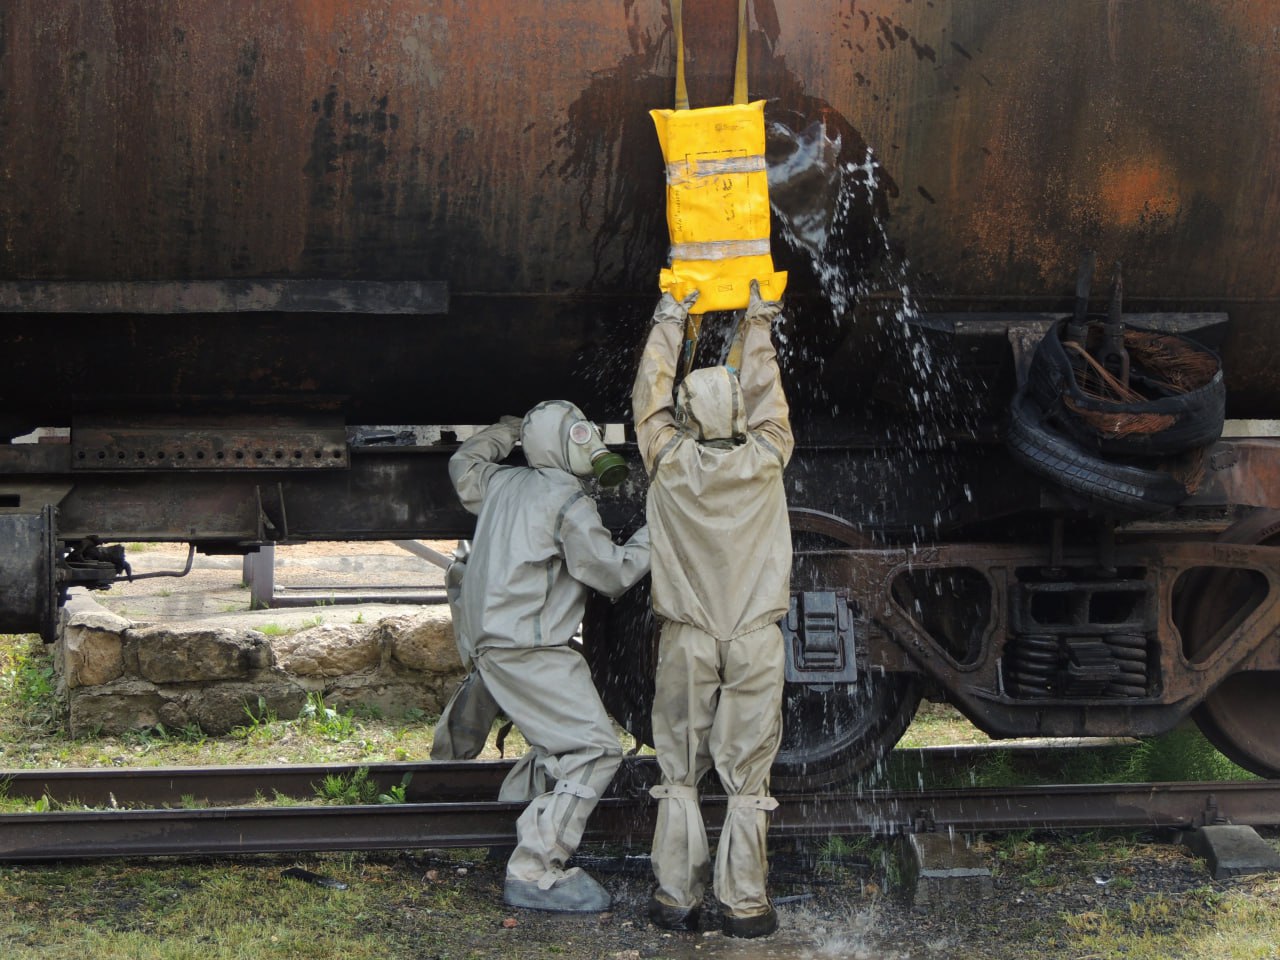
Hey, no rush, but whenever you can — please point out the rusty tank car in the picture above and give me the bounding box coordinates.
[3,0,1280,790]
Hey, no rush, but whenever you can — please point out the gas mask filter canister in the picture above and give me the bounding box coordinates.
[567,420,628,488]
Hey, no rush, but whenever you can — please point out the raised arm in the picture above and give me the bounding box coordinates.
[631,292,697,474]
[448,416,523,514]
[738,282,794,466]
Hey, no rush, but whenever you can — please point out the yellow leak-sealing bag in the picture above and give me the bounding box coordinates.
[650,0,786,315]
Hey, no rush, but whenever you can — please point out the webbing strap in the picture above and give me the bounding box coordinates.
[554,779,598,800]
[673,0,689,110]
[650,783,700,801]
[671,0,750,110]
[727,794,780,812]
[734,0,749,105]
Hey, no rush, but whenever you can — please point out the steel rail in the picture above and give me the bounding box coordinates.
[0,741,1135,808]
[1,779,1278,863]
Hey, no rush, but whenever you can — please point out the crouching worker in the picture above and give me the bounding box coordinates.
[443,403,650,913]
[632,283,794,938]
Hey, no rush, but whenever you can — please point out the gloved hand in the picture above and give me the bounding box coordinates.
[744,279,782,325]
[498,415,524,439]
[653,289,700,324]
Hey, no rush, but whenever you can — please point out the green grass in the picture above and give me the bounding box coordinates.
[0,855,507,960]
[0,635,59,731]
[1060,878,1280,959]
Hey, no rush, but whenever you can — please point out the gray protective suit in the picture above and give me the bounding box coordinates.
[632,290,794,924]
[445,403,651,901]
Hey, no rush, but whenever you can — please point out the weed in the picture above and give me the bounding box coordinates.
[256,623,288,636]
[124,722,208,750]
[313,768,412,805]
[0,634,59,728]
[231,696,281,740]
[316,767,380,805]
[379,773,412,804]
[300,692,356,741]
[815,834,875,880]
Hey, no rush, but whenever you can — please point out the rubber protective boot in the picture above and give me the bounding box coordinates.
[503,867,611,913]
[647,894,701,932]
[722,903,778,939]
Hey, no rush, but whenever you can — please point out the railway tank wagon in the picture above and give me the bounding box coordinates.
[3,0,1280,791]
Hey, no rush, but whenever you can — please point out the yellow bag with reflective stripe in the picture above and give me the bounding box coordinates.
[650,0,786,315]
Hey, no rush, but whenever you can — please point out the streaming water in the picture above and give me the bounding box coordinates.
[761,116,990,799]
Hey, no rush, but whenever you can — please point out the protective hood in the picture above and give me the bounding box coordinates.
[522,399,629,486]
[521,400,583,472]
[676,367,746,442]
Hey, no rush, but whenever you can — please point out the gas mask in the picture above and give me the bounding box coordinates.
[566,419,628,488]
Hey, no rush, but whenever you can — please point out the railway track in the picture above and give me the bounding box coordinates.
[1,748,1278,863]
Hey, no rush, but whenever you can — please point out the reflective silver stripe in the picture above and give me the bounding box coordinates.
[555,756,597,847]
[665,155,766,182]
[669,238,771,261]
[650,431,685,478]
[755,434,785,465]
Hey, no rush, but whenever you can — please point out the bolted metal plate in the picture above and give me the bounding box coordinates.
[71,415,349,471]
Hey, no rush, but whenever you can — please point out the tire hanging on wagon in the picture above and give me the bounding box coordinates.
[1006,315,1225,516]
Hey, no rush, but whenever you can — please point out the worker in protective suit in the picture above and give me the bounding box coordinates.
[444,403,651,913]
[632,282,793,938]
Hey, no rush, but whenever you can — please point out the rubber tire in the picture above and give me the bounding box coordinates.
[1027,320,1225,457]
[1006,392,1190,516]
[582,575,921,794]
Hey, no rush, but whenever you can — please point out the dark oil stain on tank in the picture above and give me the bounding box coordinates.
[297,79,500,284]
[230,42,260,135]
[555,2,903,420]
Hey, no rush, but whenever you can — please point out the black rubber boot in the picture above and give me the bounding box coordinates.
[722,904,778,939]
[647,894,701,932]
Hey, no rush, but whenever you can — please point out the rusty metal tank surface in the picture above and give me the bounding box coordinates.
[2,1,1279,423]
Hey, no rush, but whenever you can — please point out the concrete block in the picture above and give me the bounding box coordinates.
[899,832,994,909]
[1183,825,1280,880]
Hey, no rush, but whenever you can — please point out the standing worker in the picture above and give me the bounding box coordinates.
[445,402,651,912]
[632,282,794,938]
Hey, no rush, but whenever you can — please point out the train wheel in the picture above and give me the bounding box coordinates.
[1175,509,1280,778]
[582,508,921,793]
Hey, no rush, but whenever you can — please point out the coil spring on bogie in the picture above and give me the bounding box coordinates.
[1005,631,1152,699]
[1005,634,1059,698]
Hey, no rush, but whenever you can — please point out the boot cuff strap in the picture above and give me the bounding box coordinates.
[727,794,779,811]
[649,783,699,801]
